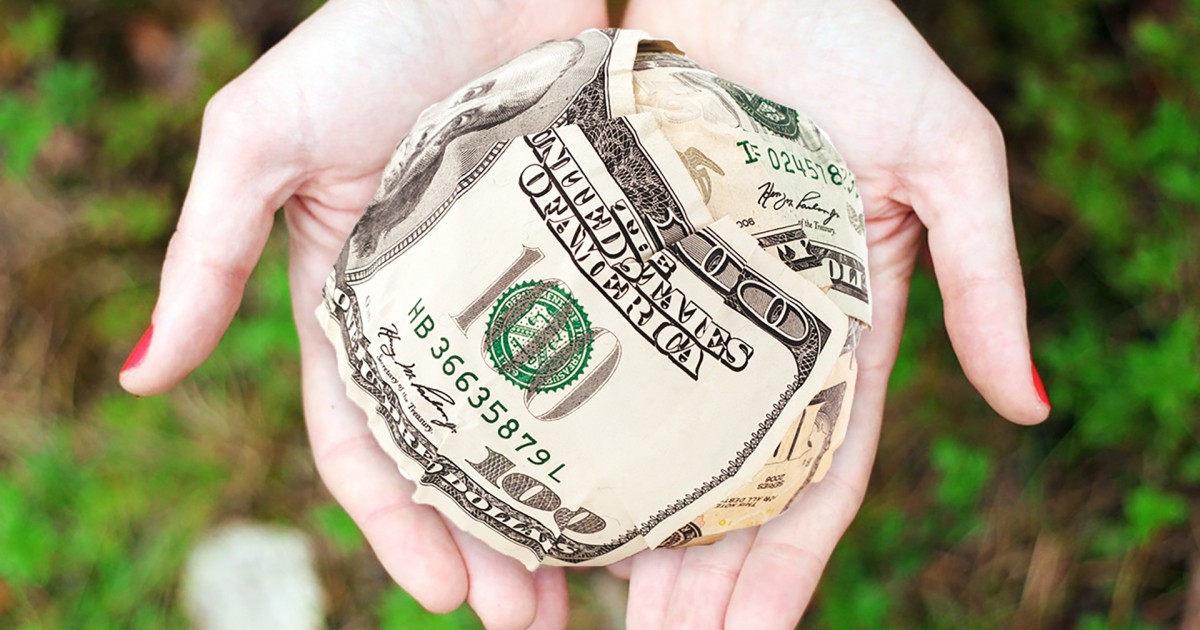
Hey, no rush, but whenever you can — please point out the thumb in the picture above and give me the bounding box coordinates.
[119,90,302,396]
[909,109,1050,426]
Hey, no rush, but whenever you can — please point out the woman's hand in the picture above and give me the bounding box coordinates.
[119,1,607,628]
[616,0,1050,627]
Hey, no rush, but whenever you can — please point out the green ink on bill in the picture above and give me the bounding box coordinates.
[485,280,593,393]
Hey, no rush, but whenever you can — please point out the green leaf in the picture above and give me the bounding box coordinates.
[5,5,65,63]
[82,190,173,243]
[379,589,482,630]
[815,574,892,630]
[1071,163,1131,245]
[1132,20,1180,59]
[311,504,363,554]
[1124,486,1188,546]
[1079,387,1140,449]
[1125,315,1200,443]
[0,479,56,586]
[889,269,942,394]
[218,315,300,368]
[1139,100,1200,164]
[88,286,157,346]
[190,17,255,101]
[1179,451,1200,486]
[0,94,55,177]
[98,95,176,170]
[930,438,994,512]
[1116,236,1183,294]
[36,61,100,126]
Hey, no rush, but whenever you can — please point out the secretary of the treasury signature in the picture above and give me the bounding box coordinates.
[757,182,840,226]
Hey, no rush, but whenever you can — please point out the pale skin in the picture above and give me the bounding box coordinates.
[119,1,1050,628]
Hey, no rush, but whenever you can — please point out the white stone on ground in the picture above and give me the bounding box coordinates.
[181,522,325,630]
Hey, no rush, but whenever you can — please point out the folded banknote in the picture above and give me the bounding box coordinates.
[319,28,869,568]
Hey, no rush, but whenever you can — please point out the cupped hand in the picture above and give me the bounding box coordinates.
[118,0,607,628]
[615,0,1051,627]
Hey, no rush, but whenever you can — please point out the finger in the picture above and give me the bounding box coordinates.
[626,546,686,630]
[300,318,468,613]
[119,88,303,396]
[661,528,757,630]
[724,219,920,628]
[908,109,1050,425]
[527,568,570,630]
[447,525,540,630]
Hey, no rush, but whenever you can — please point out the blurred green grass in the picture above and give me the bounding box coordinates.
[1,0,1197,628]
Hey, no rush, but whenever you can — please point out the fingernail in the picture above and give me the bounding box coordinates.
[1031,358,1050,408]
[121,324,153,373]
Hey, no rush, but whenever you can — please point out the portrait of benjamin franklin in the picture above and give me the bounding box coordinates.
[345,37,591,265]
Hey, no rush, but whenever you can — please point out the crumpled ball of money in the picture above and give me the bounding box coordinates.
[319,29,870,569]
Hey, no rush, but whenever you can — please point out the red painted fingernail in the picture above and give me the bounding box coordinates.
[1031,359,1050,408]
[121,324,153,373]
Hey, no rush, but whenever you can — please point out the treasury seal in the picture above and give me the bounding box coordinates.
[485,280,593,393]
[714,76,804,141]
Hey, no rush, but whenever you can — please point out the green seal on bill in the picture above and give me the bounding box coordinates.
[714,76,804,141]
[485,280,593,393]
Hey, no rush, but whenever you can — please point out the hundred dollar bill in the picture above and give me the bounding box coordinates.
[662,333,859,547]
[633,44,872,326]
[318,29,867,567]
[625,43,872,545]
[345,29,643,272]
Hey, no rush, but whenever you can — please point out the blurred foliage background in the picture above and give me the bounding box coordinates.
[0,0,1196,628]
